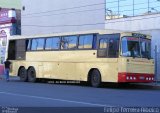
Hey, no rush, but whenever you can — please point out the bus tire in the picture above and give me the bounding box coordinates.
[19,67,27,82]
[27,67,36,83]
[90,69,101,88]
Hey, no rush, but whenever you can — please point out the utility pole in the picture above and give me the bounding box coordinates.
[155,45,158,83]
[118,0,120,18]
[133,0,134,16]
[148,0,150,13]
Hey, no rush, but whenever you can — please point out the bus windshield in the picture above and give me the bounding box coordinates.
[121,37,151,58]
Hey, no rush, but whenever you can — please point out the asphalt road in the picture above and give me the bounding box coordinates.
[0,77,160,113]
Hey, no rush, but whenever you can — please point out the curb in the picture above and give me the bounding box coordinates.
[134,82,160,89]
[0,75,3,80]
[0,76,20,81]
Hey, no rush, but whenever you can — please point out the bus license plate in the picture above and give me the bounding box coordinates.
[139,76,145,80]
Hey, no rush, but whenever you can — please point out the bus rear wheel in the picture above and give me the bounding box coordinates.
[90,69,101,88]
[27,67,36,83]
[19,67,27,82]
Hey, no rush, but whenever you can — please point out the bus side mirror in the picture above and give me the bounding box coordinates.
[97,49,107,57]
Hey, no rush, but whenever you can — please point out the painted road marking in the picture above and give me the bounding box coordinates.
[0,91,114,107]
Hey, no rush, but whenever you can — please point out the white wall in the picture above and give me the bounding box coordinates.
[22,0,106,35]
[105,14,160,31]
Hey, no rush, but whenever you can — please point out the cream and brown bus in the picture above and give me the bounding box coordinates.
[6,30,154,87]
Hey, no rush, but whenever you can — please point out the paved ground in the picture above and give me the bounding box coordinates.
[0,77,160,113]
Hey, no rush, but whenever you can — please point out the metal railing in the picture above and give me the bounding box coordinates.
[154,45,160,82]
[106,0,160,19]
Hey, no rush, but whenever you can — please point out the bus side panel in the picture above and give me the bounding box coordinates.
[10,61,18,76]
[76,59,118,82]
[43,62,78,80]
[25,62,44,78]
[10,60,27,76]
[42,62,119,82]
[11,51,119,82]
[99,62,118,83]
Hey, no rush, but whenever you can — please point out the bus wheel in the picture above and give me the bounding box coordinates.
[90,69,101,88]
[19,67,27,82]
[27,67,36,83]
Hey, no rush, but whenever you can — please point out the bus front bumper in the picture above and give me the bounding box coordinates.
[118,72,154,83]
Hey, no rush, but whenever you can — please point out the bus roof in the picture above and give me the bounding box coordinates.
[9,29,151,40]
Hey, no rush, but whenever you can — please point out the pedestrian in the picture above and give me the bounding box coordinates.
[4,58,11,81]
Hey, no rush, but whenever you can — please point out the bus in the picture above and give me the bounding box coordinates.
[6,30,154,87]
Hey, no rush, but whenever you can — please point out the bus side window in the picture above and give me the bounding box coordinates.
[45,38,53,50]
[16,39,26,60]
[8,40,16,60]
[78,35,93,49]
[45,37,60,50]
[31,39,38,51]
[61,36,77,50]
[37,38,45,50]
[99,38,108,49]
[108,38,119,58]
[27,39,31,51]
[97,38,108,57]
[31,38,45,51]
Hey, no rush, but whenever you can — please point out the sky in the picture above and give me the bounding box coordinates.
[0,0,21,9]
[106,0,160,17]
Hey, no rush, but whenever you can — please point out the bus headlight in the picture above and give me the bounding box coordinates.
[133,77,136,80]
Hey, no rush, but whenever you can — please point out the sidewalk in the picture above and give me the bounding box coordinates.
[0,75,20,81]
[0,64,4,75]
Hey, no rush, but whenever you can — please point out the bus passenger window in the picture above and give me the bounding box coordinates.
[108,38,119,58]
[31,38,45,51]
[97,38,108,57]
[8,40,16,60]
[27,39,31,51]
[61,36,77,50]
[78,35,93,49]
[31,39,38,50]
[37,39,45,50]
[45,37,60,50]
[99,38,108,49]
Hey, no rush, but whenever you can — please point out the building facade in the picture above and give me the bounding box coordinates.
[21,0,106,35]
[0,8,21,75]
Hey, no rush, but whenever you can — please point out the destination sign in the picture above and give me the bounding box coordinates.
[132,33,147,38]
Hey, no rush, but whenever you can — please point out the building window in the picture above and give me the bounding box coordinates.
[22,6,25,11]
[78,34,93,49]
[45,37,60,50]
[61,36,77,50]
